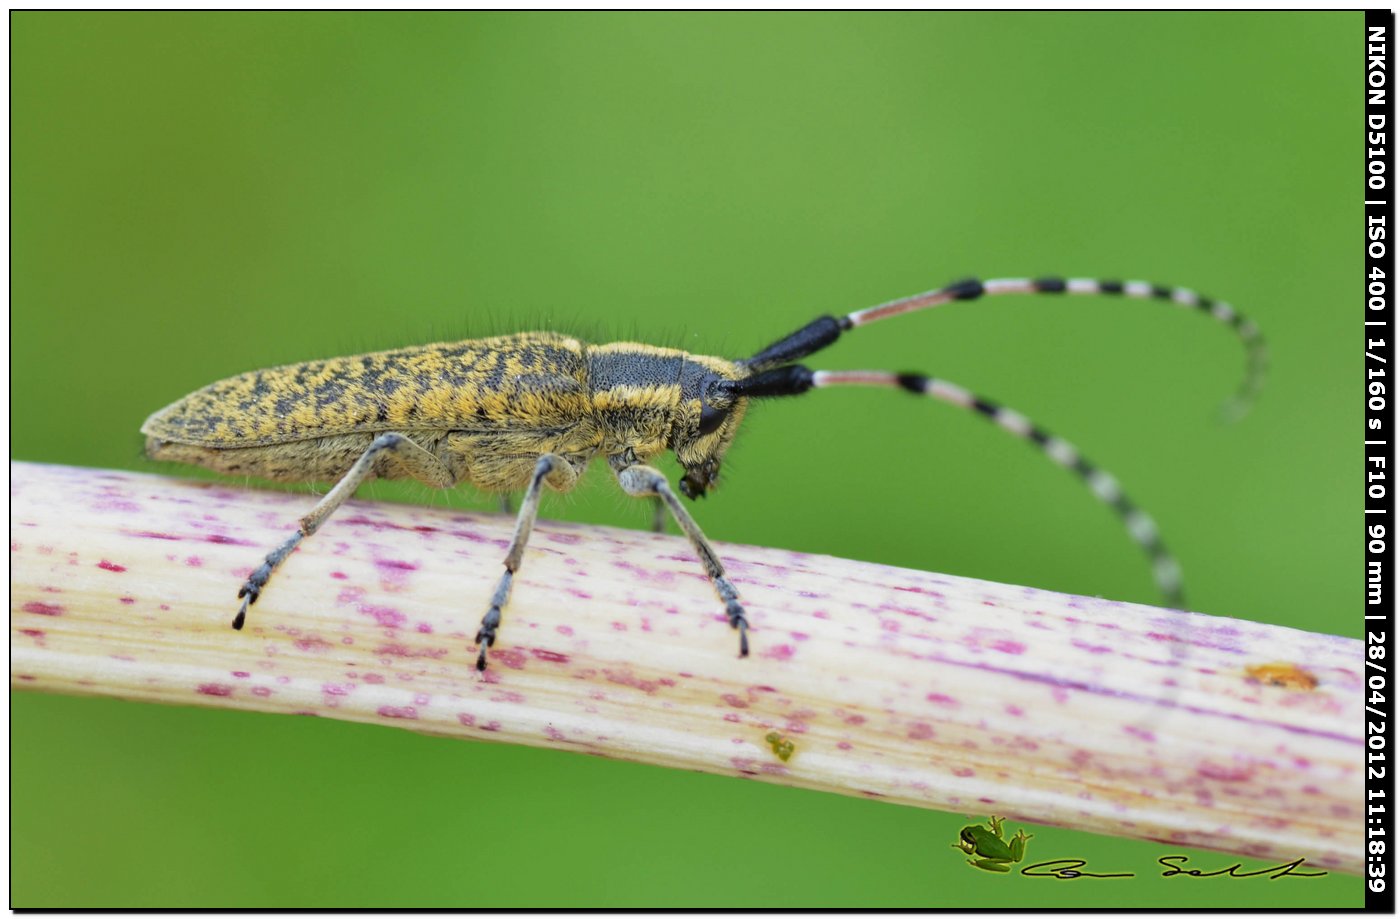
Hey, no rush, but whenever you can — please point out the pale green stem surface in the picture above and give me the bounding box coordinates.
[10,461,1363,874]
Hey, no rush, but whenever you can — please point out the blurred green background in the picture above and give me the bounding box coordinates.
[12,11,1359,908]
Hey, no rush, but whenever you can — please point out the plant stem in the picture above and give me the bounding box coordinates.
[10,460,1363,874]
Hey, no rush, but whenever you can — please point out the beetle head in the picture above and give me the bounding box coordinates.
[671,361,750,499]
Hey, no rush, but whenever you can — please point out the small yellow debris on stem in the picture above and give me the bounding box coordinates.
[10,461,1363,874]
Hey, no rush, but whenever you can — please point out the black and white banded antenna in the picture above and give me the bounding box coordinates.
[722,276,1268,609]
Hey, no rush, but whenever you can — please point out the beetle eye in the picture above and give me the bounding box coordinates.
[697,402,727,436]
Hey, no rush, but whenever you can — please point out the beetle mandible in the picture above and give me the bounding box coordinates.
[142,276,1265,669]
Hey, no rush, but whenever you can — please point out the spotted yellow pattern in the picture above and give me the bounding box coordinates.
[142,332,753,495]
[143,333,595,448]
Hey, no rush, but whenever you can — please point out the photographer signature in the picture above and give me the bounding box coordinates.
[951,817,1327,880]
[1022,856,1327,880]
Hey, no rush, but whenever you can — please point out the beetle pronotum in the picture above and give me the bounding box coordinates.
[142,276,1264,669]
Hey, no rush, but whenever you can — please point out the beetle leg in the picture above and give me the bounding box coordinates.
[614,463,749,657]
[234,432,455,630]
[474,454,575,670]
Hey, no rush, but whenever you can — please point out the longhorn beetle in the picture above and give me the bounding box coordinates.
[142,276,1265,669]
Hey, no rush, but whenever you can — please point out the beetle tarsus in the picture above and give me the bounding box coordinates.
[475,602,502,671]
[726,599,749,657]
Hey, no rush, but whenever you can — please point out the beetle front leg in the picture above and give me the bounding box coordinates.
[613,462,749,657]
[474,454,576,670]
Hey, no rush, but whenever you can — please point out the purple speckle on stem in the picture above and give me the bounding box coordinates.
[334,586,407,629]
[197,683,234,697]
[990,639,1026,655]
[93,498,140,513]
[364,605,406,629]
[722,694,749,709]
[184,555,204,568]
[530,648,570,664]
[604,670,659,694]
[374,643,446,659]
[119,597,135,605]
[907,723,935,740]
[1196,762,1254,782]
[97,559,126,573]
[205,533,255,547]
[377,705,418,720]
[22,601,64,617]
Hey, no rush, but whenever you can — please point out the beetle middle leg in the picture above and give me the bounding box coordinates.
[474,453,576,670]
[614,462,749,657]
[234,432,456,629]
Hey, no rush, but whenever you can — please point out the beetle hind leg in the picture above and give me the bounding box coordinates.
[234,432,456,630]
